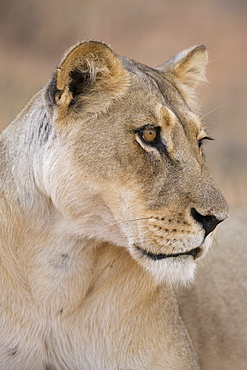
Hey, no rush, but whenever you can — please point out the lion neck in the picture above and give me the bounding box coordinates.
[0,94,201,369]
[0,99,145,310]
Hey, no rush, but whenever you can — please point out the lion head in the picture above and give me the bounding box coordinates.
[35,41,228,285]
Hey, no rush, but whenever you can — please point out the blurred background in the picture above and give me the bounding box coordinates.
[0,0,246,207]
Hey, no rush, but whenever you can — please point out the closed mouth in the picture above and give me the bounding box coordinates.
[135,246,201,261]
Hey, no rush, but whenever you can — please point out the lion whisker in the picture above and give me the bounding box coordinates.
[200,105,221,120]
[119,217,151,223]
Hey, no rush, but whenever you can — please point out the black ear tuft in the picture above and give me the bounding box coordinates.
[69,70,92,100]
[46,69,91,108]
[45,41,130,118]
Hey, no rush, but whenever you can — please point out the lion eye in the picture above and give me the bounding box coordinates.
[135,125,166,153]
[137,126,161,146]
[198,136,214,148]
[198,139,204,148]
[142,129,157,143]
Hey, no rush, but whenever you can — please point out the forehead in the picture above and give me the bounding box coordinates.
[118,63,204,135]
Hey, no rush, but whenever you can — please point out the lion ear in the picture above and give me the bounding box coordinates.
[156,45,208,109]
[47,41,130,117]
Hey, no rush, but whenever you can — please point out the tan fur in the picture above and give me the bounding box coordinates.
[0,41,235,369]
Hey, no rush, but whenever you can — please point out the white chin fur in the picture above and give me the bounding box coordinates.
[130,235,214,287]
[130,249,198,287]
[141,256,197,287]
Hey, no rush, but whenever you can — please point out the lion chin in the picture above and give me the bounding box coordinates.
[130,235,213,286]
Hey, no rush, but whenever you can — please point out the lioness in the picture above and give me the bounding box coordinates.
[0,40,244,369]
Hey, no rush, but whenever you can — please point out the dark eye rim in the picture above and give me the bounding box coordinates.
[134,124,167,154]
[135,125,162,147]
[198,136,214,148]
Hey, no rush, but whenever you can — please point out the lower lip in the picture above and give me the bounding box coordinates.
[135,246,201,261]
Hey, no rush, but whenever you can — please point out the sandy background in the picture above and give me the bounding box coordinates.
[0,0,246,207]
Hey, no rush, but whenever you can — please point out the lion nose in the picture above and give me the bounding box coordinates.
[191,208,223,237]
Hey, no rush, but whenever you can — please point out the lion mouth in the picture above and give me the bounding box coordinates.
[135,246,201,260]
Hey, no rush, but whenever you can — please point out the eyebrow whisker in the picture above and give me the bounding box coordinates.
[201,105,221,120]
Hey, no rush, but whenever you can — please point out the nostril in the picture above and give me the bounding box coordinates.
[191,208,222,237]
